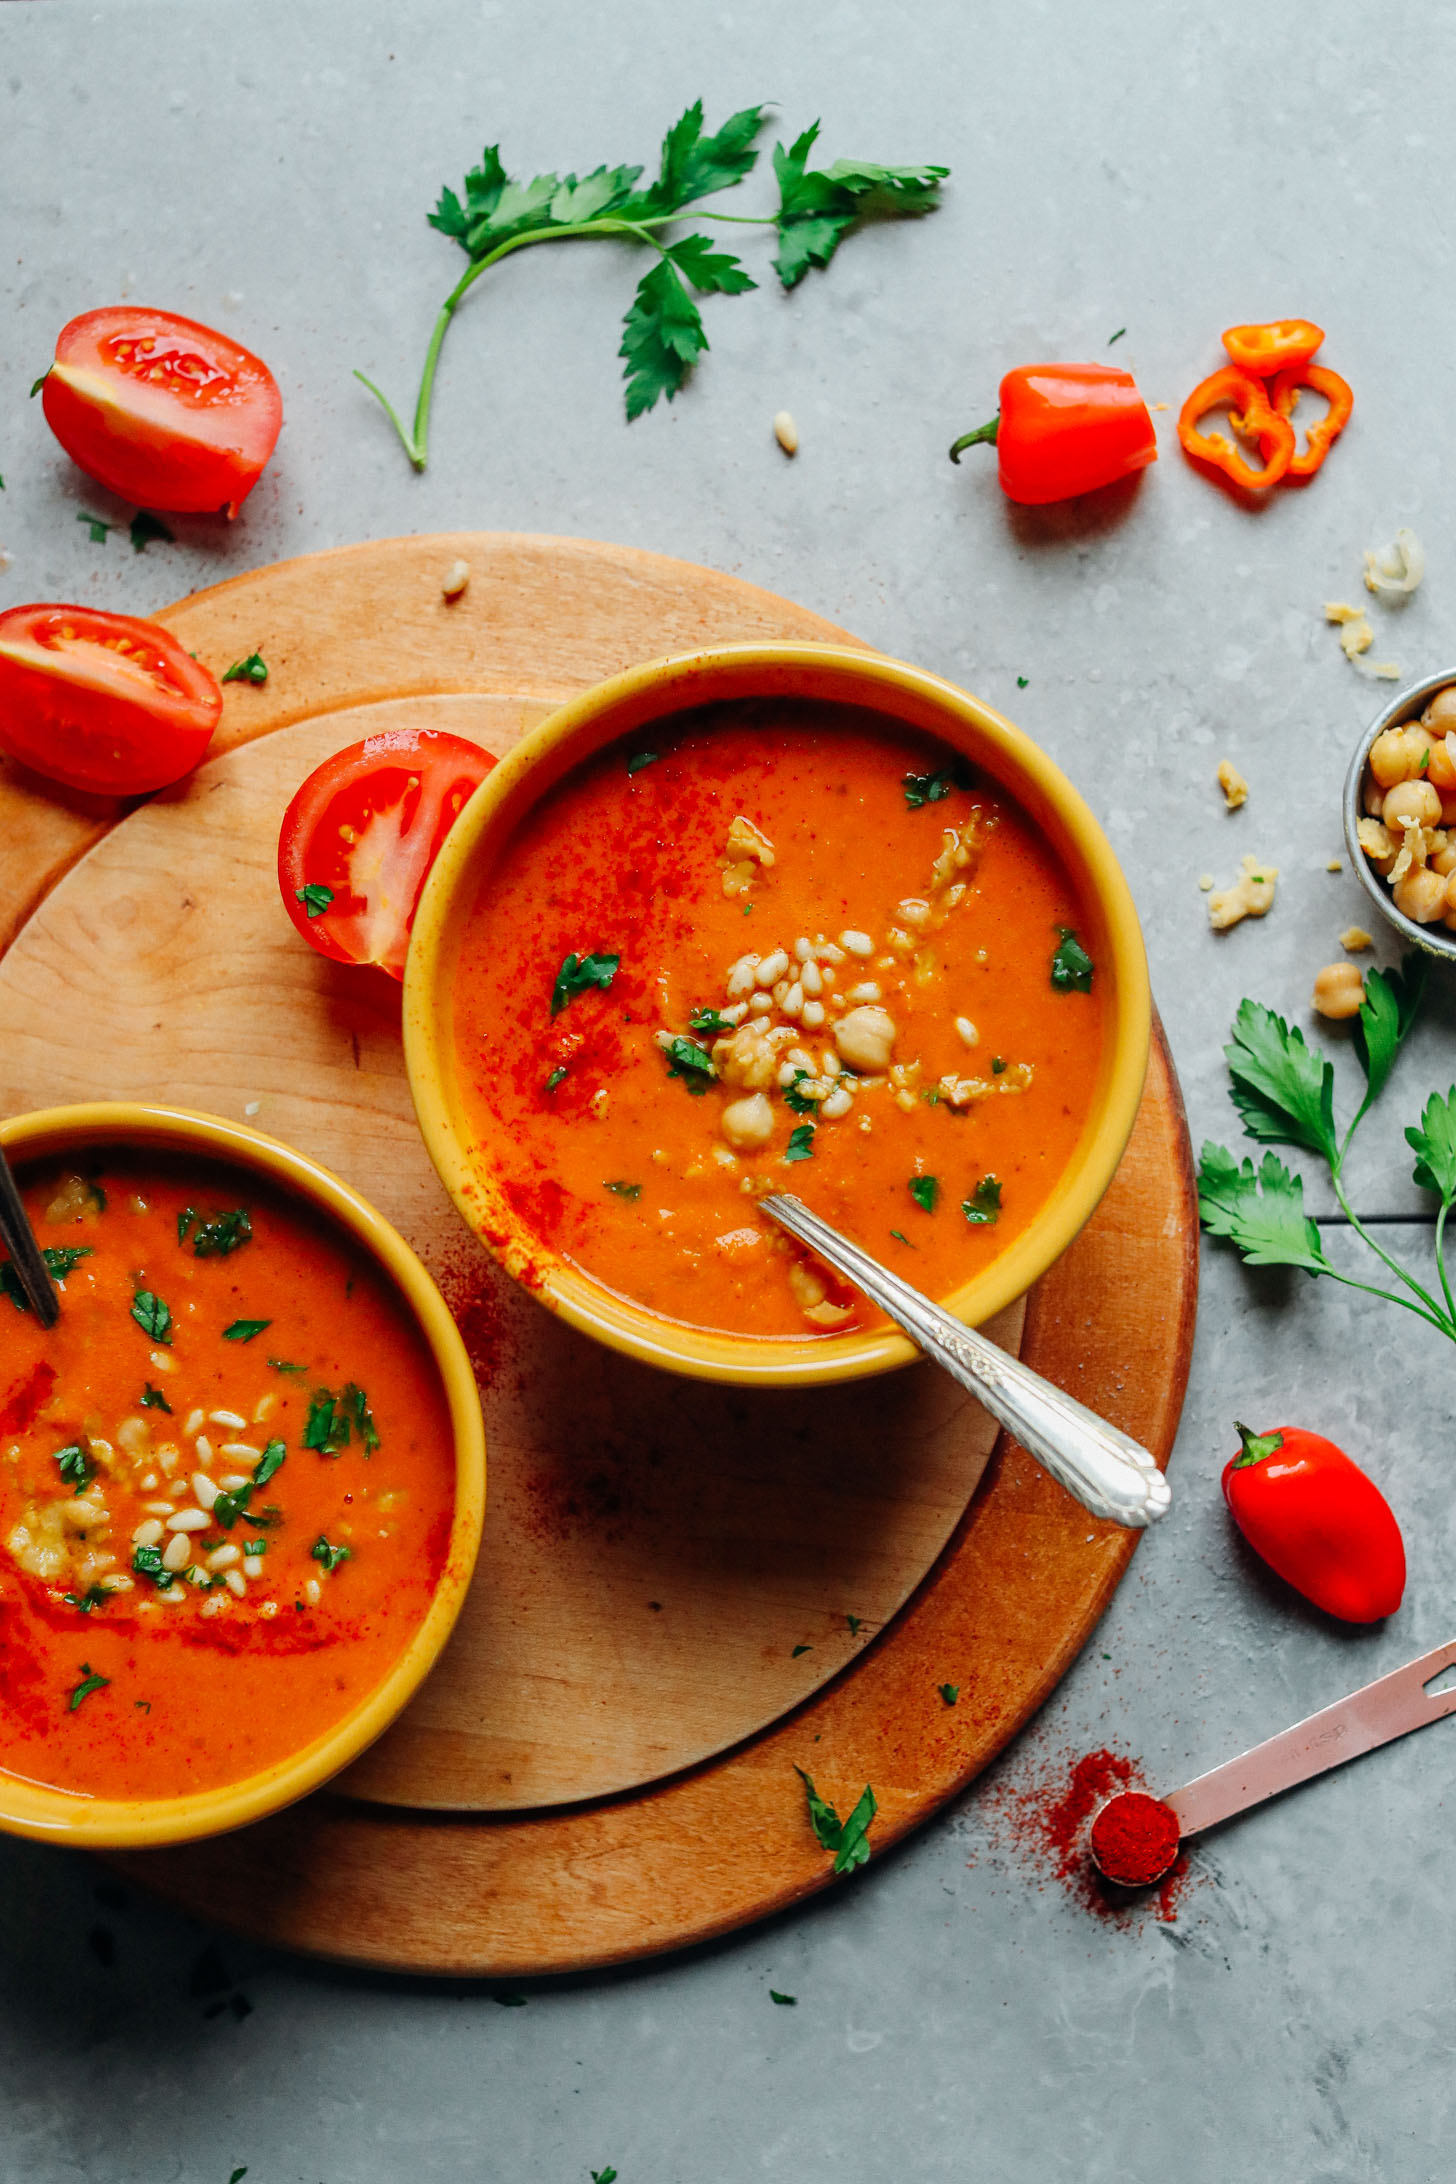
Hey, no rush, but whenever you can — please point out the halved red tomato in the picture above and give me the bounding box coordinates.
[0,604,222,795]
[40,307,283,517]
[278,729,496,979]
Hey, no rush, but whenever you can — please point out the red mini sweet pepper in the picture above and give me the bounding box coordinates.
[1223,1423,1405,1624]
[949,363,1157,504]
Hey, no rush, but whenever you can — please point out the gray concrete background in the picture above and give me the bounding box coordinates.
[2,1,1455,2177]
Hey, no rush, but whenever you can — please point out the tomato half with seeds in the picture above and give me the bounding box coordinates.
[40,307,283,517]
[0,603,222,794]
[278,729,496,979]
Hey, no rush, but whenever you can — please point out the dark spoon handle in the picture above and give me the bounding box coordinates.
[0,1144,58,1327]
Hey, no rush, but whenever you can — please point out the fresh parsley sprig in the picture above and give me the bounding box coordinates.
[356,102,946,467]
[794,1766,876,1874]
[1197,957,1456,1340]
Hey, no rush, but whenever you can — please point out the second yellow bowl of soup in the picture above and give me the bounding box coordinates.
[405,644,1150,1384]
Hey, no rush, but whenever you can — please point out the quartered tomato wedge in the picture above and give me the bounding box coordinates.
[40,307,283,517]
[0,603,222,794]
[278,729,496,979]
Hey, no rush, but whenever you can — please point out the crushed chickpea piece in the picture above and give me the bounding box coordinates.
[1217,760,1249,811]
[1339,927,1373,953]
[1208,855,1278,931]
[1198,874,1214,892]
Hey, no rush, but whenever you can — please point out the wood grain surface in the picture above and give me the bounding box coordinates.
[0,534,1197,1971]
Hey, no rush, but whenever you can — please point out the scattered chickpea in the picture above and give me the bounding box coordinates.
[1393,864,1448,924]
[1313,962,1364,1019]
[1383,779,1442,834]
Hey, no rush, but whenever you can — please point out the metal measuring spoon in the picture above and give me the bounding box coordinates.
[1090,1638,1456,1886]
[0,1143,58,1326]
[760,1192,1171,1530]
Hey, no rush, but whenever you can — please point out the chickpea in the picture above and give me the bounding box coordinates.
[719,1092,775,1150]
[833,1004,897,1074]
[1369,726,1431,788]
[1422,684,1456,734]
[1430,841,1456,879]
[1383,779,1442,833]
[1393,864,1449,924]
[1428,734,1456,792]
[1440,793,1456,828]
[1446,870,1456,916]
[1313,961,1365,1020]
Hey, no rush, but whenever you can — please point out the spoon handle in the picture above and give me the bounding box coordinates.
[761,1192,1171,1530]
[0,1144,58,1328]
[1166,1639,1456,1839]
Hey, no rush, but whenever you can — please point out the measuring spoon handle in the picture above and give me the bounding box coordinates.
[761,1192,1171,1530]
[1167,1639,1456,1839]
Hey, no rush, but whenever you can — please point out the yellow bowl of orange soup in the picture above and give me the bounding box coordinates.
[0,1103,485,1847]
[406,644,1150,1385]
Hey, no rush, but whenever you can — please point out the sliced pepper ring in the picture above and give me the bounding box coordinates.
[1177,365,1296,491]
[1221,319,1324,376]
[1270,362,1353,478]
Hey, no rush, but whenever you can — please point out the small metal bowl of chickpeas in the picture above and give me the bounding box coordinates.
[1344,666,1456,962]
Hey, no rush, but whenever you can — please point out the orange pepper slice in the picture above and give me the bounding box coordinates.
[1177,365,1296,491]
[1221,320,1324,376]
[1270,362,1354,478]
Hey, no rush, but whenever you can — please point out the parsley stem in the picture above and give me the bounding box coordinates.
[1323,1264,1456,1339]
[1330,1168,1455,1335]
[360,213,697,471]
[1436,1199,1456,1330]
[691,210,778,224]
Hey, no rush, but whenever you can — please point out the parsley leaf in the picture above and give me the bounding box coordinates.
[131,1289,172,1343]
[296,883,334,919]
[1354,953,1426,1112]
[688,1006,734,1036]
[311,1536,353,1574]
[304,1386,377,1457]
[77,510,116,544]
[212,1443,285,1530]
[939,1683,959,1705]
[551,951,620,1015]
[590,2170,618,2184]
[222,650,269,686]
[620,256,709,420]
[771,122,947,290]
[223,1319,271,1342]
[55,1442,95,1489]
[794,1766,877,1874]
[1016,675,1029,689]
[791,1643,812,1657]
[908,1175,939,1213]
[544,1065,569,1094]
[782,1069,819,1116]
[189,1208,252,1257]
[903,760,970,809]
[770,1991,797,2006]
[662,1034,716,1093]
[254,1439,287,1489]
[1050,927,1094,995]
[626,750,658,775]
[1196,1144,1332,1276]
[0,1244,93,1314]
[63,1586,108,1614]
[1408,1090,1456,1204]
[129,510,173,552]
[603,1180,642,1200]
[635,99,766,215]
[268,1357,307,1375]
[140,1382,173,1413]
[131,1543,174,1589]
[1223,1000,1337,1162]
[784,1123,816,1162]
[68,1664,110,1711]
[962,1177,1001,1225]
[889,1229,914,1246]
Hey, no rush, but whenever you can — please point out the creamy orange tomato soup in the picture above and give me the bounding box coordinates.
[453,701,1108,1338]
[0,1155,457,1801]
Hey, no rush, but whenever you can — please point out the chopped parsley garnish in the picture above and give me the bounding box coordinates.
[54,1442,95,1490]
[846,1614,862,1634]
[63,1586,108,1614]
[296,883,334,918]
[889,1229,914,1247]
[0,1244,93,1313]
[590,2170,618,2184]
[770,1991,797,2006]
[177,1208,195,1243]
[256,1438,287,1485]
[544,1065,569,1094]
[1016,675,1029,689]
[939,1683,959,1705]
[688,1006,734,1036]
[77,510,116,544]
[662,1034,716,1093]
[791,1643,812,1658]
[962,1176,1002,1226]
[902,758,972,809]
[784,1123,816,1162]
[626,751,658,775]
[1050,926,1094,995]
[908,1175,939,1213]
[919,1086,941,1107]
[268,1356,307,1375]
[68,1664,110,1710]
[243,1537,267,1557]
[129,510,174,553]
[991,1055,1007,1074]
[223,1319,272,1342]
[782,1069,820,1116]
[603,1180,642,1200]
[1108,326,1127,344]
[311,1536,353,1574]
[140,1381,173,1413]
[131,1289,172,1343]
[132,1544,174,1589]
[794,1766,877,1875]
[304,1385,378,1457]
[230,2170,249,2184]
[189,1207,253,1257]
[213,1441,287,1530]
[222,650,269,685]
[550,951,620,1016]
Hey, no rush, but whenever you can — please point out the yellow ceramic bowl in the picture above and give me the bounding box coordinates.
[0,1103,486,1849]
[405,642,1150,1386]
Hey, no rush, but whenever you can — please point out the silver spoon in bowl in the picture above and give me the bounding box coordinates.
[761,1192,1170,1530]
[0,1143,59,1326]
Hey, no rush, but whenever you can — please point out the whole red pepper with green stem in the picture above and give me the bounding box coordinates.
[949,363,1157,504]
[1223,1423,1405,1624]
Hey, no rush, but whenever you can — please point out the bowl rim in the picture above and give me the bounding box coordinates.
[1343,665,1456,961]
[404,640,1151,1386]
[0,1101,486,1848]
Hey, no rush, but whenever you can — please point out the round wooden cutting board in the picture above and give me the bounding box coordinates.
[0,534,1197,1974]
